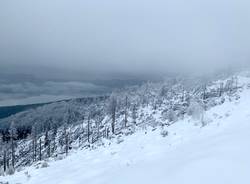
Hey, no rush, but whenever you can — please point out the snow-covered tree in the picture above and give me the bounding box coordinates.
[0,72,242,170]
[108,94,117,134]
[87,113,91,143]
[167,109,177,123]
[63,123,69,156]
[132,105,137,125]
[0,133,4,173]
[31,123,38,162]
[124,96,128,128]
[218,82,224,97]
[51,124,57,154]
[3,144,7,172]
[187,99,205,126]
[39,138,42,161]
[9,121,17,169]
[44,129,51,158]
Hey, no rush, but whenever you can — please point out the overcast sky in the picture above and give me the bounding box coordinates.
[0,0,250,105]
[1,0,250,79]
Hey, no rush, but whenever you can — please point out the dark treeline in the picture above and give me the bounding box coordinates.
[0,96,109,140]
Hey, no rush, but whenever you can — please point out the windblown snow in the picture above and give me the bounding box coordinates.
[1,75,250,184]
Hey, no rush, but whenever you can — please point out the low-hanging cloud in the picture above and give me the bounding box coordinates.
[0,0,250,78]
[0,81,109,106]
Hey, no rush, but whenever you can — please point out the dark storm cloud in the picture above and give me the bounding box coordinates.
[0,0,249,78]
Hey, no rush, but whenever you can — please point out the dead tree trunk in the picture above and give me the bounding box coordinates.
[3,149,7,172]
[124,96,128,128]
[11,135,15,168]
[87,115,91,143]
[219,82,223,97]
[132,105,137,125]
[33,138,37,162]
[39,139,42,161]
[109,96,117,134]
[65,132,69,156]
[202,84,207,100]
[97,121,100,140]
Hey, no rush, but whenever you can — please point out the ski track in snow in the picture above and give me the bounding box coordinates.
[1,76,250,184]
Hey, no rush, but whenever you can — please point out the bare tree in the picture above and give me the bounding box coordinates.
[106,127,110,139]
[3,148,7,172]
[218,82,224,97]
[109,95,117,134]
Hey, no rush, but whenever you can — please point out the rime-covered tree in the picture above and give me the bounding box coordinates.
[187,99,205,126]
[9,121,17,169]
[108,94,117,134]
[3,144,7,172]
[218,82,224,97]
[44,128,51,158]
[62,123,69,156]
[39,138,42,161]
[124,96,128,127]
[87,114,91,143]
[0,133,4,173]
[167,109,177,123]
[31,123,38,162]
[234,76,238,90]
[202,83,207,100]
[51,124,57,154]
[0,72,243,170]
[132,105,137,125]
[78,118,85,146]
[96,118,101,141]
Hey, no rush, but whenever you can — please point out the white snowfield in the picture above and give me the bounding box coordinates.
[2,76,250,184]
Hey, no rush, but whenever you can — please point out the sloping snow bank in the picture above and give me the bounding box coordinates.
[2,77,250,184]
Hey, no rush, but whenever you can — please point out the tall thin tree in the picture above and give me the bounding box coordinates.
[9,121,17,168]
[31,123,38,162]
[124,96,128,128]
[39,138,42,161]
[132,105,137,125]
[109,95,117,134]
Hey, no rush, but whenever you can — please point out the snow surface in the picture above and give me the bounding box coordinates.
[2,76,250,184]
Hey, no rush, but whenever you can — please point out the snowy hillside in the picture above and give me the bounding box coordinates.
[1,73,250,184]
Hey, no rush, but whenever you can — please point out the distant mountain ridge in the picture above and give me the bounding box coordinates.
[0,98,82,120]
[0,103,50,120]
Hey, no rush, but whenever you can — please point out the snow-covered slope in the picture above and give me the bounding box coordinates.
[1,76,250,184]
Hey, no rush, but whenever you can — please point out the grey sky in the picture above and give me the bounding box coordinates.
[0,0,249,79]
[0,0,250,106]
